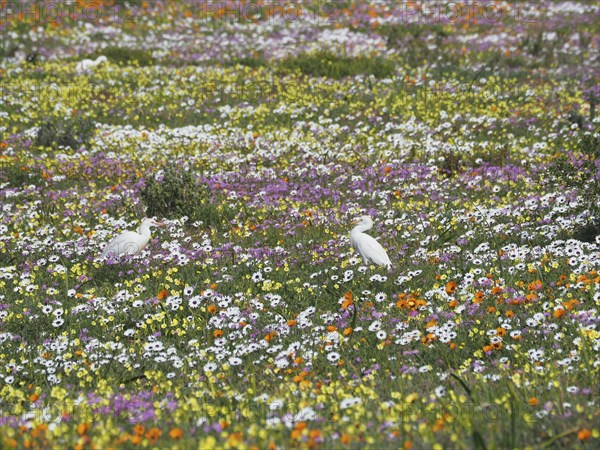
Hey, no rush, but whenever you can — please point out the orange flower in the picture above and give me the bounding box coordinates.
[449,299,458,308]
[491,286,503,295]
[505,310,515,318]
[483,345,493,353]
[133,424,145,436]
[326,325,337,332]
[3,438,17,448]
[578,428,591,441]
[404,441,413,450]
[169,428,184,439]
[527,397,538,407]
[445,281,457,295]
[343,327,353,336]
[207,304,217,314]
[496,327,507,337]
[157,289,169,300]
[77,422,90,436]
[287,319,297,327]
[341,291,353,310]
[213,329,223,338]
[29,393,39,402]
[264,331,278,341]
[473,291,484,303]
[145,427,161,441]
[433,418,444,432]
[340,433,351,445]
[553,309,566,319]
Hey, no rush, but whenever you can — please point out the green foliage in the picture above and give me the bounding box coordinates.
[93,46,155,66]
[35,117,95,149]
[280,51,396,79]
[551,133,600,242]
[225,56,267,68]
[141,163,231,228]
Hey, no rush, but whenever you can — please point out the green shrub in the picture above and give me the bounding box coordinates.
[92,47,155,66]
[141,164,232,228]
[35,117,95,149]
[280,51,395,79]
[550,133,600,242]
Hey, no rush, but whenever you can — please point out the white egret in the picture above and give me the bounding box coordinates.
[350,215,392,270]
[100,218,164,259]
[76,55,108,74]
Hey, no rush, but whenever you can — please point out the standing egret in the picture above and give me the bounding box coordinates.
[350,215,392,270]
[100,218,165,259]
[76,55,108,74]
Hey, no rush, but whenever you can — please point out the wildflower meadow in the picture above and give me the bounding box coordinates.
[0,1,599,449]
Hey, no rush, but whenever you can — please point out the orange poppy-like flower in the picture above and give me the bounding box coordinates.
[491,286,503,295]
[473,291,484,303]
[527,397,538,407]
[213,329,223,338]
[343,327,353,336]
[496,327,507,337]
[133,424,145,436]
[433,418,445,432]
[145,427,161,441]
[287,319,297,327]
[264,331,278,341]
[341,291,353,310]
[77,422,90,436]
[207,304,217,314]
[445,281,457,295]
[169,428,184,439]
[578,428,591,441]
[157,289,169,300]
[553,309,566,319]
[528,280,542,291]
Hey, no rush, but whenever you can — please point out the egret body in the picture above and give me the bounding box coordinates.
[100,218,164,259]
[76,55,108,74]
[350,215,392,270]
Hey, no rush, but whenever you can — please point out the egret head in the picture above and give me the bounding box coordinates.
[352,215,373,226]
[141,217,165,228]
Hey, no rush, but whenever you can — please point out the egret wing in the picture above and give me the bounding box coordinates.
[354,234,391,268]
[101,231,145,258]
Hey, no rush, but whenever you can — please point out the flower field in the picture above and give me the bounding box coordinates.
[1,1,599,448]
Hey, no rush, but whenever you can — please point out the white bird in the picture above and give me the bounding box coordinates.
[76,55,108,74]
[100,218,164,259]
[349,215,392,270]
